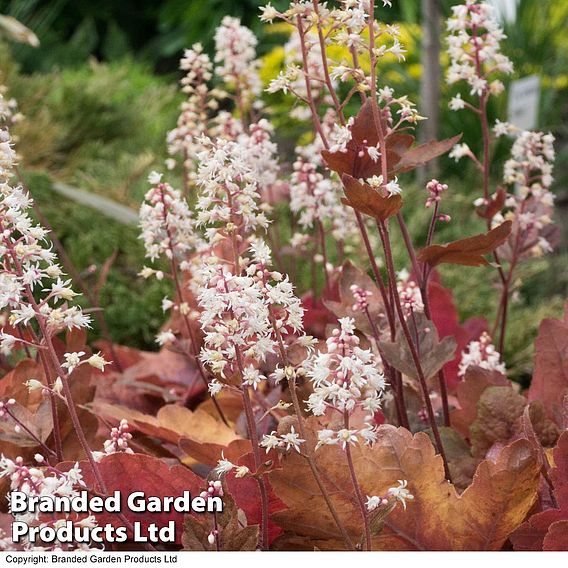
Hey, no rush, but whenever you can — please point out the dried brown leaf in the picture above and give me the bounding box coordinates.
[470,386,527,458]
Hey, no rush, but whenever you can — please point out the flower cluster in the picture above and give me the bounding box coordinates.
[290,157,343,232]
[267,26,330,113]
[189,130,308,394]
[61,351,109,374]
[446,0,513,98]
[0,455,93,550]
[214,16,262,112]
[290,113,358,249]
[397,270,424,318]
[351,284,372,312]
[492,130,556,259]
[304,317,385,449]
[139,172,201,267]
[265,2,423,127]
[425,179,448,208]
[166,44,219,173]
[260,425,305,454]
[0,86,23,128]
[194,136,270,232]
[366,480,414,512]
[0,122,90,354]
[237,119,281,201]
[93,419,134,463]
[458,331,506,377]
[198,240,305,394]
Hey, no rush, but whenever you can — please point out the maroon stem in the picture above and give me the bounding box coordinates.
[16,167,124,374]
[363,306,409,429]
[238,362,270,550]
[265,305,355,549]
[343,412,371,550]
[317,219,331,291]
[378,221,452,481]
[158,187,228,425]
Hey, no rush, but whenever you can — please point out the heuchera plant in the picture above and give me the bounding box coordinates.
[0,0,566,552]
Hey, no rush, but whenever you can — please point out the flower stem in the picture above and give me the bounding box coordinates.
[378,221,452,481]
[343,413,371,551]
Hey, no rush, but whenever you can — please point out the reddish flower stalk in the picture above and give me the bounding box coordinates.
[367,1,452,439]
[265,303,356,550]
[377,220,452,481]
[156,185,228,425]
[343,411,372,551]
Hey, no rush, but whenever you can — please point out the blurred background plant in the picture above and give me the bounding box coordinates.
[0,0,566,380]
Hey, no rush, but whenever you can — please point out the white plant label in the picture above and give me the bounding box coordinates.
[508,75,540,130]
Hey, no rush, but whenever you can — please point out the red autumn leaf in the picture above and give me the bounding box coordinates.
[511,431,568,550]
[340,174,403,221]
[543,520,568,550]
[527,301,568,426]
[476,187,507,219]
[78,453,203,545]
[450,366,511,439]
[391,134,463,174]
[301,292,336,338]
[95,342,203,408]
[418,221,512,267]
[227,469,287,546]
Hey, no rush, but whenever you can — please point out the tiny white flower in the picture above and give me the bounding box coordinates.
[87,352,110,371]
[26,379,44,392]
[61,351,85,373]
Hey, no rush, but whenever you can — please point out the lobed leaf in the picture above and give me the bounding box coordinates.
[269,421,540,550]
[379,313,456,380]
[511,432,568,551]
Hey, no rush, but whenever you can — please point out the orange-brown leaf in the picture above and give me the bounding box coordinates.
[269,421,540,550]
[418,221,512,267]
[341,173,402,221]
[392,134,463,175]
[91,402,240,448]
[511,431,568,550]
